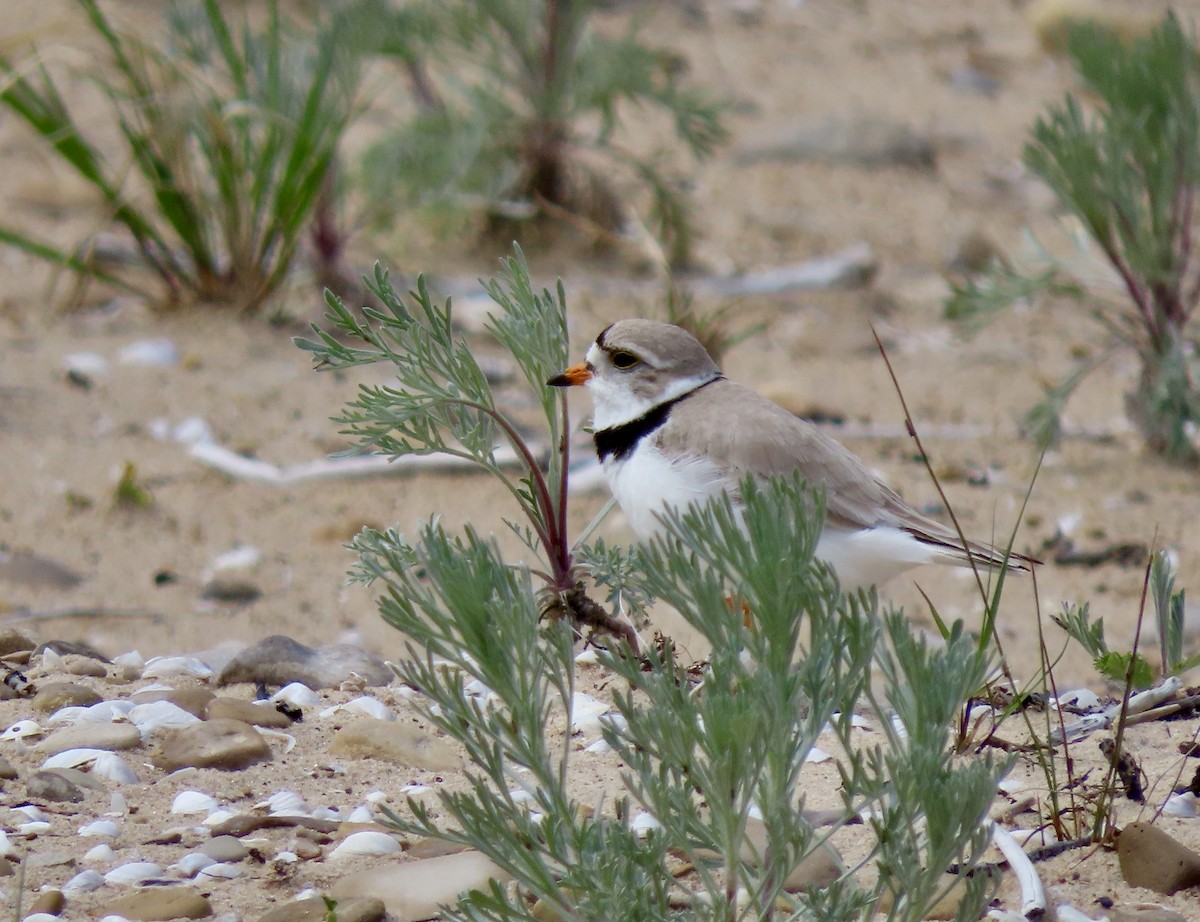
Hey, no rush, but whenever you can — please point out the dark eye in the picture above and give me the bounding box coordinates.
[611,351,640,369]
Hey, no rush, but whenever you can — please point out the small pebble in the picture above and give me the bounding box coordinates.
[201,836,248,863]
[32,684,102,713]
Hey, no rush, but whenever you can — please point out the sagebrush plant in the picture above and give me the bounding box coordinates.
[0,0,363,310]
[946,14,1200,462]
[301,253,1009,920]
[296,245,638,646]
[361,0,728,265]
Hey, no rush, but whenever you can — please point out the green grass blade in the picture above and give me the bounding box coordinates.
[0,225,141,292]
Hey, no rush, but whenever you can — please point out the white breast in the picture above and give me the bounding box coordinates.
[602,443,731,540]
[605,442,948,591]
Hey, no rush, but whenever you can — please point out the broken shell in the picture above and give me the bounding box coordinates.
[174,852,216,877]
[198,862,243,879]
[84,843,115,863]
[62,869,104,894]
[257,790,307,816]
[91,752,138,784]
[78,819,120,838]
[142,655,214,679]
[2,719,42,741]
[128,700,202,736]
[271,683,321,709]
[569,693,610,735]
[319,696,392,721]
[172,791,219,815]
[329,831,402,859]
[103,861,163,885]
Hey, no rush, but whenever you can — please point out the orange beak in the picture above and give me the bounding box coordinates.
[547,363,592,387]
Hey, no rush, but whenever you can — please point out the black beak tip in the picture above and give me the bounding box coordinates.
[547,374,569,387]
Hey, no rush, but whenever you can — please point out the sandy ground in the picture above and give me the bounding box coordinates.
[3,0,1200,918]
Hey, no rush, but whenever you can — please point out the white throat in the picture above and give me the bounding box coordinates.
[583,343,719,430]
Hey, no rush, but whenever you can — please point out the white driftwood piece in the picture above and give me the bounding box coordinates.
[1052,675,1183,745]
[992,825,1045,919]
[187,441,523,486]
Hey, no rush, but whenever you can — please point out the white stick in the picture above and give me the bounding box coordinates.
[188,441,523,486]
[992,825,1045,918]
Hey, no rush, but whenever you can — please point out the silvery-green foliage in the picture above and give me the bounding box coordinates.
[305,255,1008,920]
[354,477,1006,921]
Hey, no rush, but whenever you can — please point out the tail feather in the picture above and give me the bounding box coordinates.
[906,527,1040,574]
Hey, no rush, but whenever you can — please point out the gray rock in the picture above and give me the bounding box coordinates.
[40,767,107,793]
[32,682,102,713]
[205,696,295,729]
[154,719,272,772]
[201,835,249,863]
[329,718,461,771]
[61,654,109,678]
[0,625,36,657]
[734,117,937,170]
[201,577,262,605]
[256,896,385,922]
[218,635,391,689]
[27,770,85,802]
[27,888,64,914]
[38,722,142,756]
[1117,821,1200,894]
[0,754,18,780]
[100,887,212,920]
[330,851,510,921]
[34,639,111,663]
[131,687,215,718]
[0,548,82,588]
[1111,909,1188,922]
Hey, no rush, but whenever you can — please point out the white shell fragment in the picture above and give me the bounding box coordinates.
[346,806,375,823]
[62,869,104,895]
[1055,689,1101,711]
[0,831,13,857]
[46,750,137,783]
[569,693,610,735]
[128,701,202,736]
[141,656,214,680]
[84,844,116,863]
[805,747,832,764]
[258,791,308,816]
[631,812,663,836]
[17,822,51,836]
[2,720,42,741]
[318,696,393,721]
[118,337,179,366]
[49,700,134,725]
[79,820,120,838]
[172,791,219,816]
[112,651,145,669]
[92,752,139,784]
[271,683,321,709]
[329,831,402,860]
[10,806,46,823]
[104,861,163,885]
[198,862,243,879]
[1163,792,1198,818]
[174,852,217,877]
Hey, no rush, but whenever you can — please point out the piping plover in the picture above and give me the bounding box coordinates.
[548,319,1035,590]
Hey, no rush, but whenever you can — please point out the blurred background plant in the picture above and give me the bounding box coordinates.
[359,0,728,268]
[946,14,1200,463]
[0,0,365,310]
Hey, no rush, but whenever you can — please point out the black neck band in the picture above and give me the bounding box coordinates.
[593,376,721,462]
